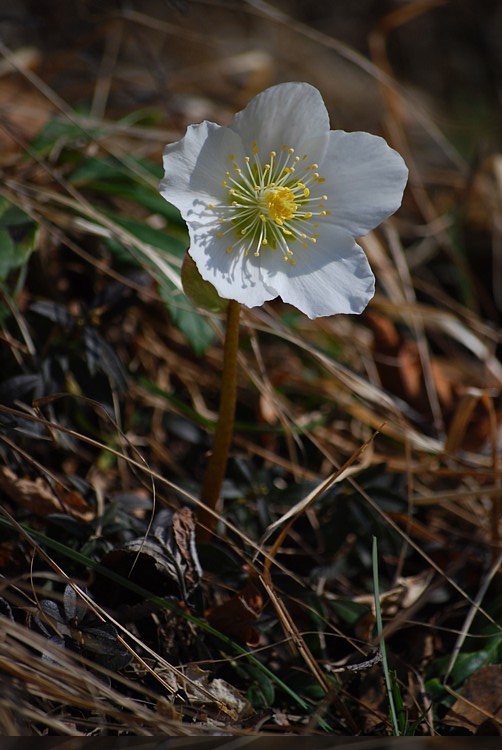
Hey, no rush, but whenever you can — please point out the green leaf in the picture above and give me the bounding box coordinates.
[245,664,275,708]
[181,251,228,313]
[137,376,215,429]
[446,646,500,686]
[425,642,502,719]
[0,198,38,281]
[158,281,215,356]
[98,211,214,354]
[29,117,104,156]
[0,229,15,276]
[70,155,146,183]
[110,213,187,258]
[102,211,186,271]
[330,598,369,626]
[287,671,327,701]
[390,670,409,735]
[70,156,182,222]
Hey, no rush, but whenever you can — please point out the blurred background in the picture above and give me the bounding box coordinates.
[2,0,501,146]
[2,0,502,330]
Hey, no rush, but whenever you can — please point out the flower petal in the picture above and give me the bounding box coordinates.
[160,121,245,215]
[188,233,278,309]
[260,225,375,318]
[321,131,408,237]
[229,82,330,162]
[159,83,408,320]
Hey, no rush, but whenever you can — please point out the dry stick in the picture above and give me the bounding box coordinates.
[444,546,502,684]
[197,300,241,542]
[3,402,501,634]
[483,393,502,554]
[261,433,376,571]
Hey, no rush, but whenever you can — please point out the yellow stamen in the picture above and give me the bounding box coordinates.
[264,186,298,224]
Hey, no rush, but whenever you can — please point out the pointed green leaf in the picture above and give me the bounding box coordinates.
[181,251,228,314]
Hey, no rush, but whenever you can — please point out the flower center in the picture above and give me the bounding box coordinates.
[264,187,297,224]
[207,144,331,264]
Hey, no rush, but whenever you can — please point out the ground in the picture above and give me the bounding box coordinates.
[0,0,502,738]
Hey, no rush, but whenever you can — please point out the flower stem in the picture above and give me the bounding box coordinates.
[197,300,241,542]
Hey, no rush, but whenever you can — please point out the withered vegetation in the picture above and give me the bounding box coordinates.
[0,0,501,737]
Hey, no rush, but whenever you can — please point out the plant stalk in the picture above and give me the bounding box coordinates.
[197,299,241,542]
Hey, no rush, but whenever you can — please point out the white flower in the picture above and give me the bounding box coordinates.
[160,82,408,319]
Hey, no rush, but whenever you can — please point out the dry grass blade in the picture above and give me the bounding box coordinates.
[259,434,376,549]
[1,0,502,736]
[443,548,502,684]
[0,618,179,735]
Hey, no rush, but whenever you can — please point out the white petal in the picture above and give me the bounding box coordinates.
[261,226,375,318]
[229,82,330,162]
[321,131,408,237]
[188,233,278,308]
[160,121,245,216]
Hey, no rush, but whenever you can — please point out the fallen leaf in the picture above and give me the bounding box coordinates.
[0,466,94,521]
[183,664,254,722]
[365,309,454,417]
[205,579,263,646]
[96,508,202,607]
[444,664,502,733]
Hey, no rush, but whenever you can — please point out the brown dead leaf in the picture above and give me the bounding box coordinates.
[0,70,55,156]
[0,540,28,576]
[0,466,94,521]
[444,664,502,733]
[354,571,433,640]
[365,310,502,452]
[172,506,201,593]
[182,664,254,722]
[96,508,202,607]
[365,309,454,416]
[205,579,263,647]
